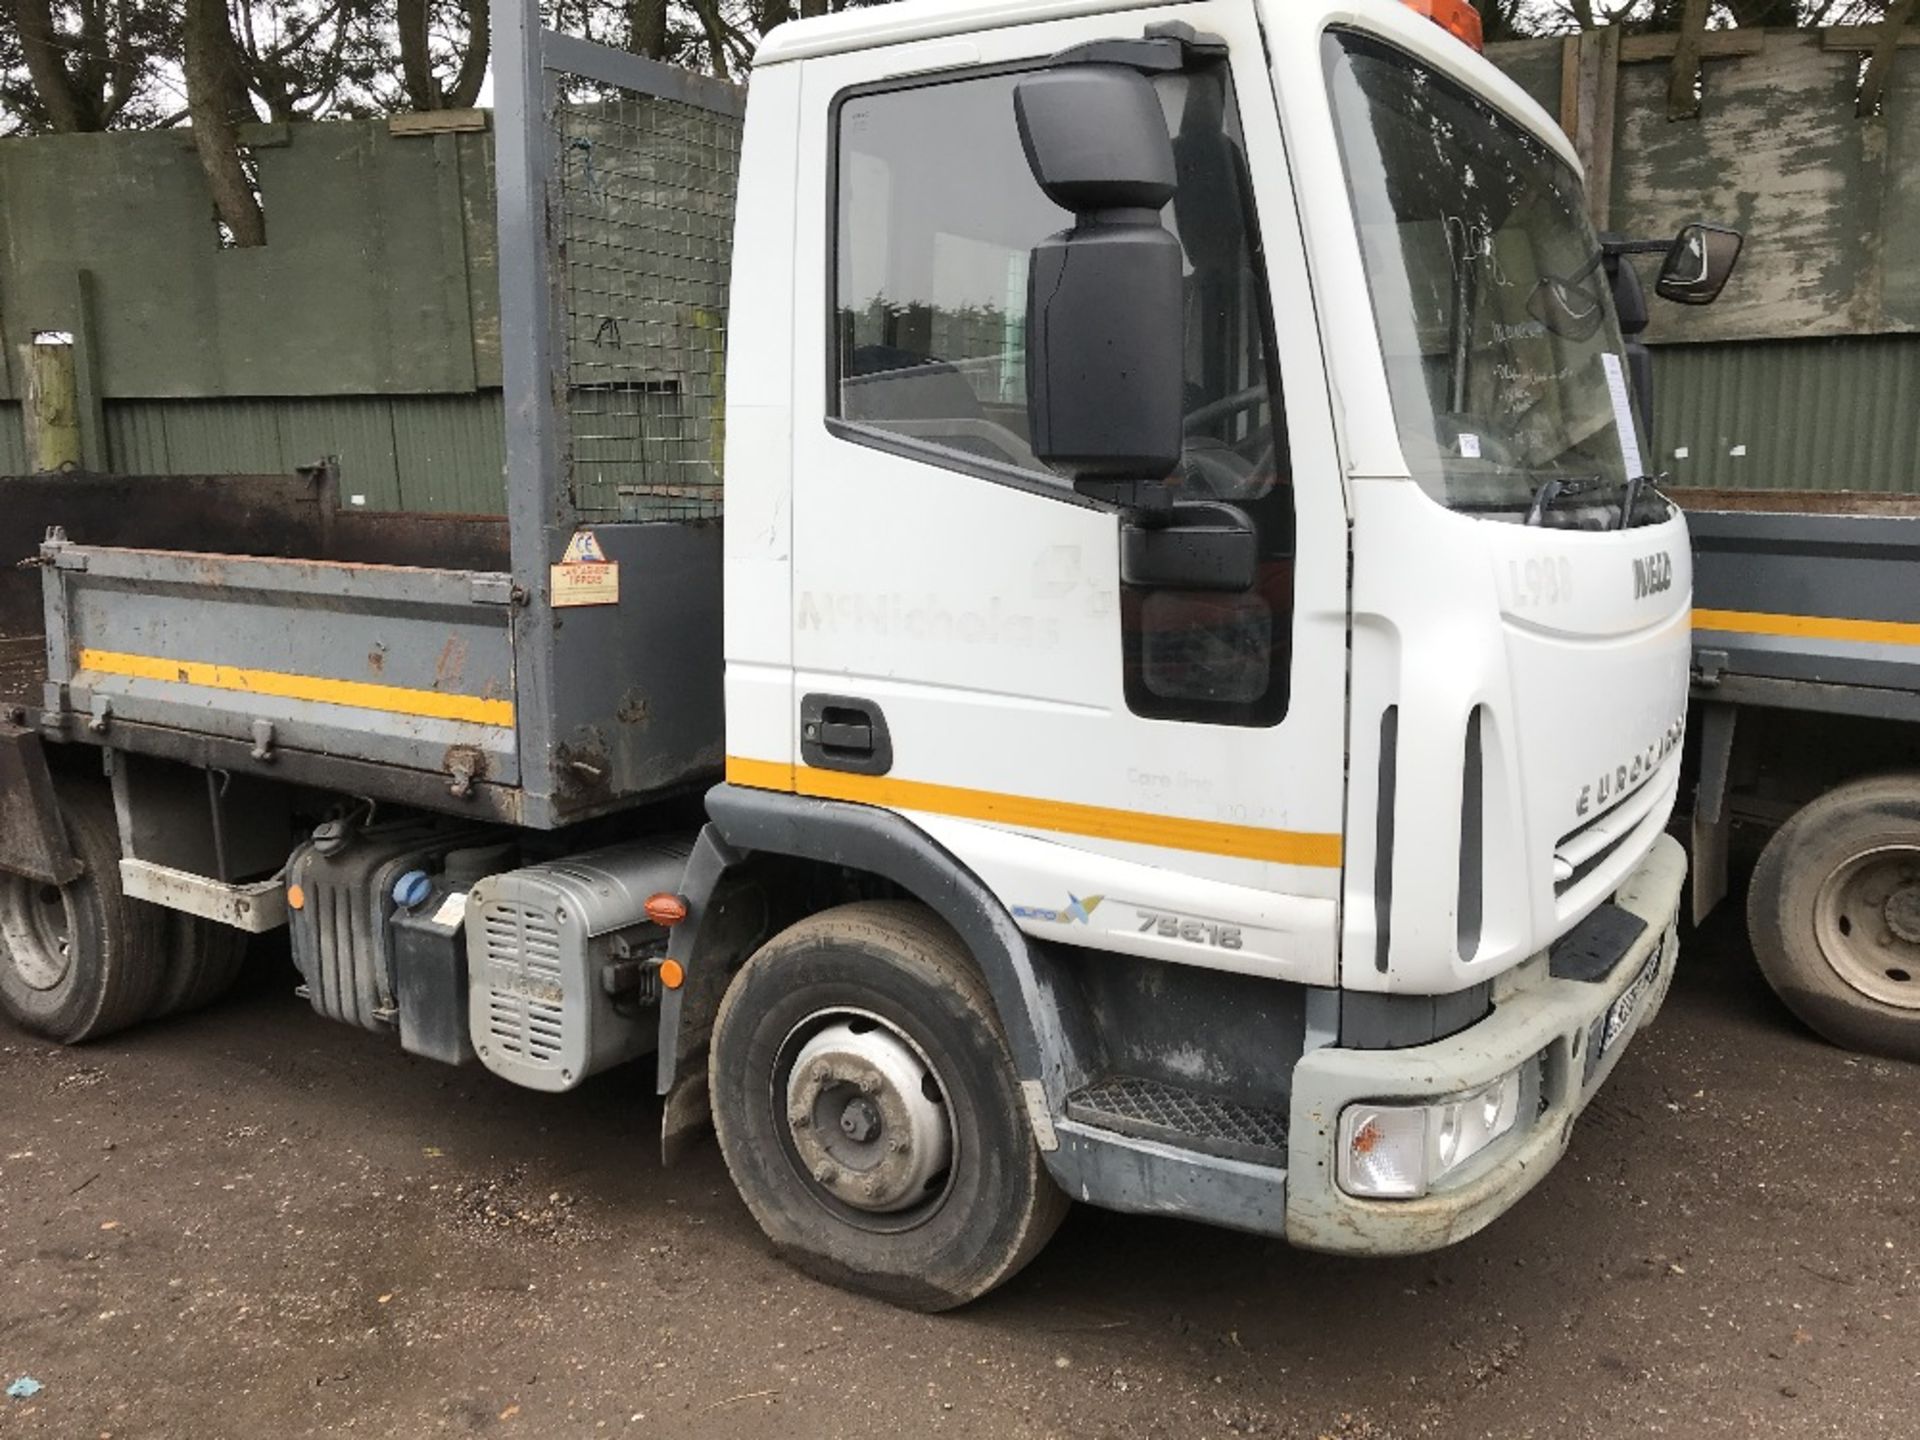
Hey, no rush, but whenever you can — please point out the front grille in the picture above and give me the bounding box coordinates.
[1553,764,1676,896]
[1067,1075,1288,1165]
[480,902,567,1069]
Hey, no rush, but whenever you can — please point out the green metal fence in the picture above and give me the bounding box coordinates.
[1652,335,1920,492]
[1,26,1915,503]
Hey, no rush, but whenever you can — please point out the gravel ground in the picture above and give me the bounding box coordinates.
[0,901,1914,1439]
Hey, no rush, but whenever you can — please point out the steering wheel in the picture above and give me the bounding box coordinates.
[1179,384,1275,499]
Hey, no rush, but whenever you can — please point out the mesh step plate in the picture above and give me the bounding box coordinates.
[1067,1075,1289,1166]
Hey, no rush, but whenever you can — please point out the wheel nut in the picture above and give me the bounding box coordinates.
[858,1075,881,1096]
[862,1180,878,1198]
[814,1163,837,1185]
[788,1109,811,1130]
[887,1137,907,1155]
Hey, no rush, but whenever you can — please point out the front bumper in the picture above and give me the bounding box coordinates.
[1285,833,1686,1254]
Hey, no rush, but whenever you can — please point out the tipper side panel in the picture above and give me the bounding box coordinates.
[494,3,746,828]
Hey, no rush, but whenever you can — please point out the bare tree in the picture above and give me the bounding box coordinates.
[236,0,388,122]
[183,0,265,244]
[626,0,665,56]
[1473,0,1535,40]
[689,0,731,75]
[397,0,486,108]
[1,0,173,133]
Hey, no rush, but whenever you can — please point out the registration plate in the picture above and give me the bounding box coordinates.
[1601,933,1666,1056]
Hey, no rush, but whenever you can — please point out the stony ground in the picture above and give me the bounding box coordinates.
[0,902,1914,1439]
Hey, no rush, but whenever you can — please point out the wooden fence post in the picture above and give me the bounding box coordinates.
[22,339,82,472]
[1561,26,1620,230]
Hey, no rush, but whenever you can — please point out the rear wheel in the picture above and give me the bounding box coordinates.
[1748,774,1920,1062]
[709,901,1068,1310]
[154,914,249,1019]
[0,778,166,1043]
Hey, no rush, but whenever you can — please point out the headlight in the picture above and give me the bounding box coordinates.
[1337,1069,1524,1200]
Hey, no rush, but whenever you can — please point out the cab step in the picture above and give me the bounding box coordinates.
[1066,1075,1289,1165]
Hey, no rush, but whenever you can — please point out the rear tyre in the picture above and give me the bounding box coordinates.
[153,914,249,1019]
[0,778,167,1044]
[1748,774,1920,1063]
[709,900,1068,1310]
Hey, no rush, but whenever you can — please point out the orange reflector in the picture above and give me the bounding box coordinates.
[645,892,689,926]
[658,958,686,991]
[287,883,305,912]
[1399,0,1483,51]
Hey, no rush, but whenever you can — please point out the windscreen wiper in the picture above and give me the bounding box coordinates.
[1617,471,1669,530]
[1525,473,1600,526]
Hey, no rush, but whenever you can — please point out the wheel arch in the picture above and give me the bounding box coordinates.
[657,783,1090,1163]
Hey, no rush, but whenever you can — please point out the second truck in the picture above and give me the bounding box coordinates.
[0,0,1739,1307]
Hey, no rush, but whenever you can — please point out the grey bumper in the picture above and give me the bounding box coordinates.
[1285,833,1687,1255]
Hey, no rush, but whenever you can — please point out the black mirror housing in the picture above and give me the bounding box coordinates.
[1026,224,1185,481]
[1016,65,1186,483]
[1121,503,1258,591]
[1609,250,1649,336]
[1656,222,1743,305]
[1014,66,1177,213]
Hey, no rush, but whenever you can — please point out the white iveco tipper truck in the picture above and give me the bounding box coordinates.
[0,0,1740,1307]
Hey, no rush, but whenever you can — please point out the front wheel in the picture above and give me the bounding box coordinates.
[709,901,1068,1310]
[1748,774,1920,1062]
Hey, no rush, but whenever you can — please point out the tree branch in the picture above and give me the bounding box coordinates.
[447,0,490,109]
[1859,0,1917,117]
[396,0,438,108]
[9,0,90,130]
[183,0,265,245]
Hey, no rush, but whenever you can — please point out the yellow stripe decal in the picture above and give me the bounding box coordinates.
[1692,608,1920,648]
[726,755,1341,868]
[76,648,515,728]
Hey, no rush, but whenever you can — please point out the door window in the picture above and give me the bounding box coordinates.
[832,62,1294,726]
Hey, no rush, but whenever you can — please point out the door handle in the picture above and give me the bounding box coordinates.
[817,719,873,752]
[800,694,893,776]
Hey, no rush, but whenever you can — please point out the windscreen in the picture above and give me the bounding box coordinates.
[1324,30,1665,528]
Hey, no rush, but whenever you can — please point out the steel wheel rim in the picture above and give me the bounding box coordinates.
[1812,845,1920,1011]
[0,873,75,992]
[771,1006,957,1235]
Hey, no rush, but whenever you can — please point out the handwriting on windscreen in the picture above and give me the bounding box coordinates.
[1444,215,1511,288]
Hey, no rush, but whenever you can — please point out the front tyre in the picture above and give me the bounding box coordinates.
[1748,774,1920,1062]
[709,901,1068,1310]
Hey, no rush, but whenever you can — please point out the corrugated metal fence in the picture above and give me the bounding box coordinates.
[1,26,1915,501]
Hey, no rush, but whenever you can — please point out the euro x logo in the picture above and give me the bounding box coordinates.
[1010,894,1105,925]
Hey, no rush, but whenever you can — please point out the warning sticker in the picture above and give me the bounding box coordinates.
[561,530,608,564]
[551,529,619,608]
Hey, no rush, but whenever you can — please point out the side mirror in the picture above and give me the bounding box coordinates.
[1015,66,1185,483]
[1122,502,1258,591]
[1656,223,1743,306]
[1606,251,1654,437]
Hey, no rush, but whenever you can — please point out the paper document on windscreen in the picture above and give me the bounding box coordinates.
[1600,352,1646,480]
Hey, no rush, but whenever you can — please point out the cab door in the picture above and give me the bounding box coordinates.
[767,2,1350,982]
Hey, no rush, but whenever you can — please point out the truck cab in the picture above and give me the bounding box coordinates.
[0,0,1733,1311]
[701,0,1694,1283]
